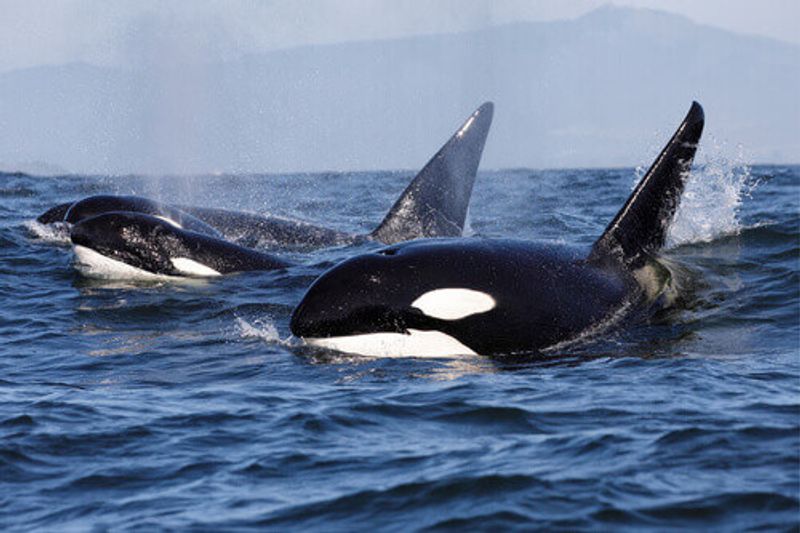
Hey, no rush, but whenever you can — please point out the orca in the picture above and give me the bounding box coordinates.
[64,195,224,238]
[40,102,494,249]
[290,102,705,357]
[70,211,290,279]
[37,202,73,224]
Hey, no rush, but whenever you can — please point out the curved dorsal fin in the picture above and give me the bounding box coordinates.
[589,101,704,268]
[370,102,494,244]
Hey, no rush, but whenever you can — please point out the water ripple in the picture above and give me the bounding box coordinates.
[0,167,797,530]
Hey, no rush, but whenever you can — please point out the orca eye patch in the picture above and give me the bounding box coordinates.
[411,288,496,320]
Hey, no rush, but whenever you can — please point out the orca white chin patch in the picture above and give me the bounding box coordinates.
[304,329,477,358]
[170,257,221,277]
[411,288,496,320]
[73,245,172,280]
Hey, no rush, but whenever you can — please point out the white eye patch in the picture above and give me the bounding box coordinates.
[170,257,221,277]
[411,288,496,320]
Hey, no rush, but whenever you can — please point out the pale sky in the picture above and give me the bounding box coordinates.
[0,0,797,73]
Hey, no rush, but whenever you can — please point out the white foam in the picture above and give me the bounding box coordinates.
[73,245,175,281]
[236,317,282,342]
[666,143,757,247]
[170,257,221,277]
[412,288,495,320]
[235,317,300,351]
[305,329,477,358]
[26,220,71,244]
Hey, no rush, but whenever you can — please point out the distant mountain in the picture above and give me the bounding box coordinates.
[0,5,797,174]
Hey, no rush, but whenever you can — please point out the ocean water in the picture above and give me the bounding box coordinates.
[1,164,798,530]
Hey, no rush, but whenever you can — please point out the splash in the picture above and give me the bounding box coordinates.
[665,142,758,248]
[25,220,71,244]
[235,316,292,346]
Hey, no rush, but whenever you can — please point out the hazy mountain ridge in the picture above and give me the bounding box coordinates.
[1,6,797,175]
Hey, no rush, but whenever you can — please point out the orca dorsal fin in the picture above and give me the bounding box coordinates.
[589,101,705,268]
[370,102,494,244]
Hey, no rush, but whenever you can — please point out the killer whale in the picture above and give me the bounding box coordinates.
[71,212,290,279]
[64,195,224,238]
[290,102,705,357]
[65,102,493,279]
[41,195,354,249]
[41,102,494,249]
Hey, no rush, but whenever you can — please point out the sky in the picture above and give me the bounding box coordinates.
[0,0,796,173]
[0,0,798,73]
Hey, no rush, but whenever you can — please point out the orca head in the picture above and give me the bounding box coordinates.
[70,212,186,276]
[291,239,510,357]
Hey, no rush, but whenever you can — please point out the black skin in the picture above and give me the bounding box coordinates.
[36,202,73,224]
[175,206,359,249]
[71,212,290,275]
[290,238,640,355]
[64,196,223,238]
[40,198,357,249]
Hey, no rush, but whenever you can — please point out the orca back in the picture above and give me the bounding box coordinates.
[65,195,222,238]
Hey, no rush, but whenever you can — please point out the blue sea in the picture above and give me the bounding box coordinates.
[1,163,798,530]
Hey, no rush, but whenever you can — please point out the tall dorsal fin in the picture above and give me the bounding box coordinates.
[370,102,494,244]
[589,101,704,268]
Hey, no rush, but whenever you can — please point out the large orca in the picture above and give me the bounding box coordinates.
[290,102,705,357]
[40,102,494,249]
[71,212,290,279]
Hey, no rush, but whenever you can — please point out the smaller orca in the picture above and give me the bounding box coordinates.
[71,212,289,279]
[41,102,494,249]
[290,102,705,357]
